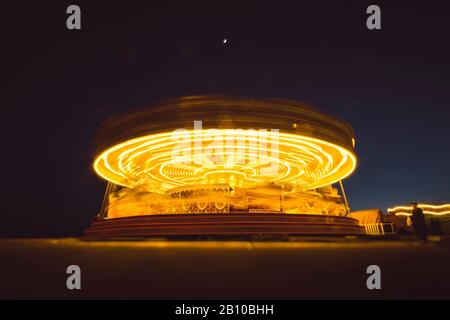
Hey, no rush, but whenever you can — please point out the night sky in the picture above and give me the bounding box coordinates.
[3,1,450,237]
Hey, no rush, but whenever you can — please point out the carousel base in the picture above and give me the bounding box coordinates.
[84,213,365,238]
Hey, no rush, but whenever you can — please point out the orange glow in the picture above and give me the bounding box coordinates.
[94,129,356,193]
[92,96,358,219]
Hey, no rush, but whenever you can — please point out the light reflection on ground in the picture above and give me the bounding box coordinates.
[1,237,449,299]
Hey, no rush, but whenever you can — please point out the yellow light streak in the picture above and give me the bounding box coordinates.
[388,203,450,216]
[93,129,357,193]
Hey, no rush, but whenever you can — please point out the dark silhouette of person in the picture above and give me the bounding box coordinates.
[410,202,428,242]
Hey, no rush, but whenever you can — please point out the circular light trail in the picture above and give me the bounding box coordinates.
[93,96,357,195]
[94,128,356,193]
[86,96,362,237]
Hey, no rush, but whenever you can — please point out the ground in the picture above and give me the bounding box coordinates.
[1,237,449,299]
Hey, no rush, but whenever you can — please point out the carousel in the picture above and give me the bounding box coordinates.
[85,96,363,237]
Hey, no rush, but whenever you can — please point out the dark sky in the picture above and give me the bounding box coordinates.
[2,1,450,237]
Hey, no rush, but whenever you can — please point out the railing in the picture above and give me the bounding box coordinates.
[364,223,395,235]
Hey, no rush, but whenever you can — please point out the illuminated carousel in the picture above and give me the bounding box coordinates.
[85,96,364,237]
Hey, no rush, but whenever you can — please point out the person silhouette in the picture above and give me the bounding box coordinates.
[410,202,428,242]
